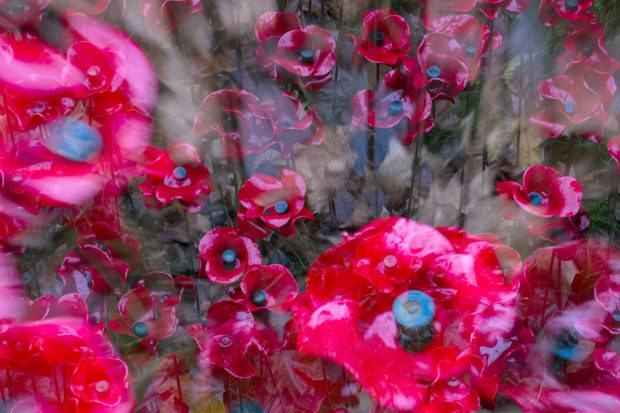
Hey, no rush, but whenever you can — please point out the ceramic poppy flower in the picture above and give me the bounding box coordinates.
[138,141,212,212]
[424,14,502,81]
[556,56,617,110]
[237,168,313,240]
[403,33,469,102]
[240,264,298,314]
[24,293,90,321]
[595,273,620,335]
[255,11,302,77]
[0,0,51,30]
[188,300,256,378]
[293,217,517,412]
[497,164,583,226]
[562,22,620,74]
[192,89,275,160]
[197,227,261,284]
[259,91,326,159]
[348,8,411,66]
[352,70,434,147]
[66,40,127,96]
[477,0,532,20]
[608,135,620,176]
[270,24,336,90]
[76,221,141,266]
[538,0,595,26]
[138,0,203,34]
[70,356,130,407]
[108,286,179,364]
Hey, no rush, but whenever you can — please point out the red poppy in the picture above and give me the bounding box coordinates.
[138,141,211,212]
[538,0,595,26]
[594,273,620,335]
[0,0,51,30]
[352,70,434,146]
[348,8,411,66]
[477,0,531,20]
[240,264,298,314]
[609,135,620,176]
[497,164,583,238]
[188,300,256,378]
[237,168,313,240]
[424,14,502,81]
[259,91,326,159]
[198,226,261,284]
[270,24,336,90]
[108,286,179,364]
[556,56,617,109]
[403,33,469,102]
[70,356,130,407]
[66,41,127,96]
[138,0,203,34]
[563,22,620,74]
[255,11,302,77]
[76,221,141,266]
[293,217,517,412]
[192,89,275,160]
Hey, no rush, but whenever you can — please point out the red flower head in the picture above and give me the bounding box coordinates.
[240,264,298,314]
[609,135,620,176]
[192,89,274,160]
[255,11,302,76]
[138,141,211,212]
[76,221,141,266]
[348,8,411,66]
[424,14,502,81]
[188,300,256,378]
[259,91,326,159]
[198,227,261,284]
[0,0,51,30]
[237,168,313,240]
[595,273,620,335]
[352,70,434,147]
[138,0,203,34]
[66,40,127,96]
[70,356,130,407]
[108,286,179,364]
[24,293,90,322]
[538,0,595,26]
[293,217,517,412]
[563,22,620,74]
[270,24,336,90]
[403,33,469,102]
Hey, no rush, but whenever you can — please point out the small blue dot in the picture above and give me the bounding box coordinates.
[222,249,236,263]
[47,117,103,162]
[529,192,542,206]
[393,290,435,328]
[281,120,294,128]
[373,30,385,47]
[300,47,314,64]
[565,102,575,115]
[172,166,187,180]
[388,100,403,116]
[85,271,92,284]
[566,0,578,10]
[465,44,476,57]
[427,66,441,79]
[251,290,267,307]
[274,200,288,214]
[132,321,148,338]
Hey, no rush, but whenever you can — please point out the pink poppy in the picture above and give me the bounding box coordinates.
[188,300,256,378]
[24,293,90,321]
[76,221,141,266]
[70,356,130,407]
[138,141,212,212]
[240,264,298,314]
[66,40,127,96]
[108,286,179,364]
[348,8,412,66]
[609,135,620,176]
[352,69,434,146]
[255,11,302,77]
[138,0,203,34]
[192,89,275,160]
[197,226,261,284]
[538,0,595,26]
[403,33,469,102]
[563,22,620,74]
[237,168,314,240]
[556,56,617,108]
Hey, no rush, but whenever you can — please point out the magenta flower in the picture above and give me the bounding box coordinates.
[198,227,261,284]
[351,70,434,146]
[595,273,620,335]
[538,0,595,26]
[138,0,203,34]
[255,11,302,77]
[477,0,531,20]
[66,40,127,96]
[188,300,256,378]
[348,8,411,66]
[240,264,298,314]
[77,221,141,266]
[563,22,620,74]
[70,356,130,407]
[237,168,313,240]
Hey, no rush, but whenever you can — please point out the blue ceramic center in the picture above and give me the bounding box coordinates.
[85,270,92,284]
[172,166,187,180]
[554,329,579,360]
[251,290,267,307]
[529,192,542,206]
[281,120,294,128]
[427,66,441,79]
[565,102,575,115]
[231,401,263,413]
[566,0,578,10]
[393,290,435,328]
[388,100,403,116]
[274,200,289,214]
[132,321,148,338]
[374,30,385,47]
[300,47,314,64]
[47,117,103,162]
[465,44,477,57]
[222,249,236,263]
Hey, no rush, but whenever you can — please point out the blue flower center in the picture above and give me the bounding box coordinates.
[274,200,289,214]
[172,166,187,181]
[281,120,294,128]
[160,295,170,303]
[300,47,314,65]
[565,102,575,115]
[132,321,148,339]
[554,329,579,360]
[566,0,578,11]
[222,249,236,264]
[388,100,403,116]
[251,290,267,307]
[529,192,542,206]
[85,271,92,284]
[427,66,441,79]
[231,401,264,413]
[222,114,238,132]
[393,290,435,328]
[47,117,103,162]
[465,44,477,57]
[218,335,232,348]
[373,30,385,47]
